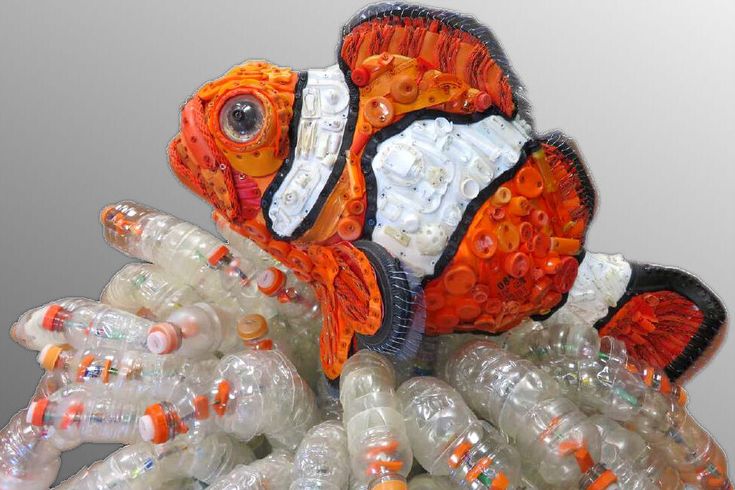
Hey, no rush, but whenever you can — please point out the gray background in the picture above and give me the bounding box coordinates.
[1,0,733,483]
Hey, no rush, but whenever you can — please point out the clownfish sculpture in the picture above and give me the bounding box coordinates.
[167,3,726,380]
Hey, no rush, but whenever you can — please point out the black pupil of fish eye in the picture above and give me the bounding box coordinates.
[229,102,258,134]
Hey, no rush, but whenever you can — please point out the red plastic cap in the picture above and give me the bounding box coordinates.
[351,66,370,87]
[27,398,49,427]
[41,305,65,331]
[207,245,230,267]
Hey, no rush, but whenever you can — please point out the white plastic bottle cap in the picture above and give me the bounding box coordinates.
[146,323,181,355]
[138,414,155,442]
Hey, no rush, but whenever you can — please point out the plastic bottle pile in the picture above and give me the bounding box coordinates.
[0,201,730,489]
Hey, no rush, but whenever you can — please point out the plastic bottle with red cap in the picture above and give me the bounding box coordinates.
[289,420,350,490]
[444,340,605,488]
[56,432,254,490]
[26,384,149,450]
[339,351,413,490]
[207,450,294,490]
[209,349,319,452]
[397,377,521,488]
[101,201,274,318]
[101,262,203,320]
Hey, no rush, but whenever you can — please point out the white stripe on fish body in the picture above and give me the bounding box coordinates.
[370,115,533,277]
[268,64,350,238]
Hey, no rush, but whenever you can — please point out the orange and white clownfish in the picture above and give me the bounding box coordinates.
[166,2,726,381]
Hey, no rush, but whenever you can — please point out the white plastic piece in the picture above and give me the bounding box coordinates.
[268,64,350,238]
[545,252,632,327]
[138,415,155,442]
[370,115,532,276]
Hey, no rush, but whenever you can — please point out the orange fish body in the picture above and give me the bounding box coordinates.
[168,3,725,380]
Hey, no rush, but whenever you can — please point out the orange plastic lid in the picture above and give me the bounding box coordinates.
[237,314,269,340]
[443,265,477,296]
[27,398,49,427]
[371,482,407,490]
[193,395,210,420]
[141,403,170,444]
[351,66,370,86]
[213,380,231,417]
[515,166,544,198]
[257,268,286,296]
[586,469,618,490]
[337,217,362,241]
[146,323,182,355]
[470,228,497,259]
[38,344,64,371]
[41,305,64,331]
[504,252,531,278]
[207,245,230,267]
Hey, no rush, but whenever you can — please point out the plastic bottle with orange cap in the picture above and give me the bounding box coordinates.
[101,262,203,321]
[36,343,214,395]
[397,376,521,488]
[444,340,608,488]
[502,322,730,488]
[26,383,149,450]
[101,200,276,319]
[289,420,351,490]
[207,450,294,490]
[588,415,683,490]
[256,266,320,322]
[339,351,413,490]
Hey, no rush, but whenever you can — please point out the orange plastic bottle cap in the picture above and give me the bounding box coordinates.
[586,469,618,490]
[41,304,65,331]
[504,252,531,278]
[496,223,520,253]
[532,234,551,258]
[508,196,530,216]
[371,480,408,490]
[146,323,182,355]
[457,300,482,322]
[518,222,533,242]
[365,96,395,128]
[139,403,170,444]
[337,217,362,241]
[37,344,64,371]
[347,199,365,215]
[193,395,210,420]
[443,265,477,295]
[390,74,419,103]
[515,166,544,198]
[553,257,579,294]
[257,267,286,296]
[491,186,512,205]
[351,66,370,86]
[530,209,549,228]
[237,314,269,340]
[26,398,49,426]
[470,229,498,259]
[266,241,292,261]
[207,245,230,267]
[550,237,581,255]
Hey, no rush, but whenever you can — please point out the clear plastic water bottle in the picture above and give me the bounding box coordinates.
[0,409,61,490]
[212,349,319,451]
[27,384,147,450]
[37,343,213,395]
[101,201,272,317]
[444,340,602,487]
[290,420,350,490]
[256,267,320,322]
[339,351,413,490]
[139,375,215,445]
[397,376,521,488]
[101,262,202,320]
[207,450,294,490]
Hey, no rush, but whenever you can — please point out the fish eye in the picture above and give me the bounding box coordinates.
[219,95,264,143]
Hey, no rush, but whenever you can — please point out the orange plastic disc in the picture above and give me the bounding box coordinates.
[515,166,544,198]
[443,265,477,296]
[364,96,395,128]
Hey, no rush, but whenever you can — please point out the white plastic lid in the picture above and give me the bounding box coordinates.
[26,402,38,425]
[138,414,155,442]
[146,331,169,354]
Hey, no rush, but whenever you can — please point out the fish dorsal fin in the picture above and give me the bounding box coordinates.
[339,2,528,120]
